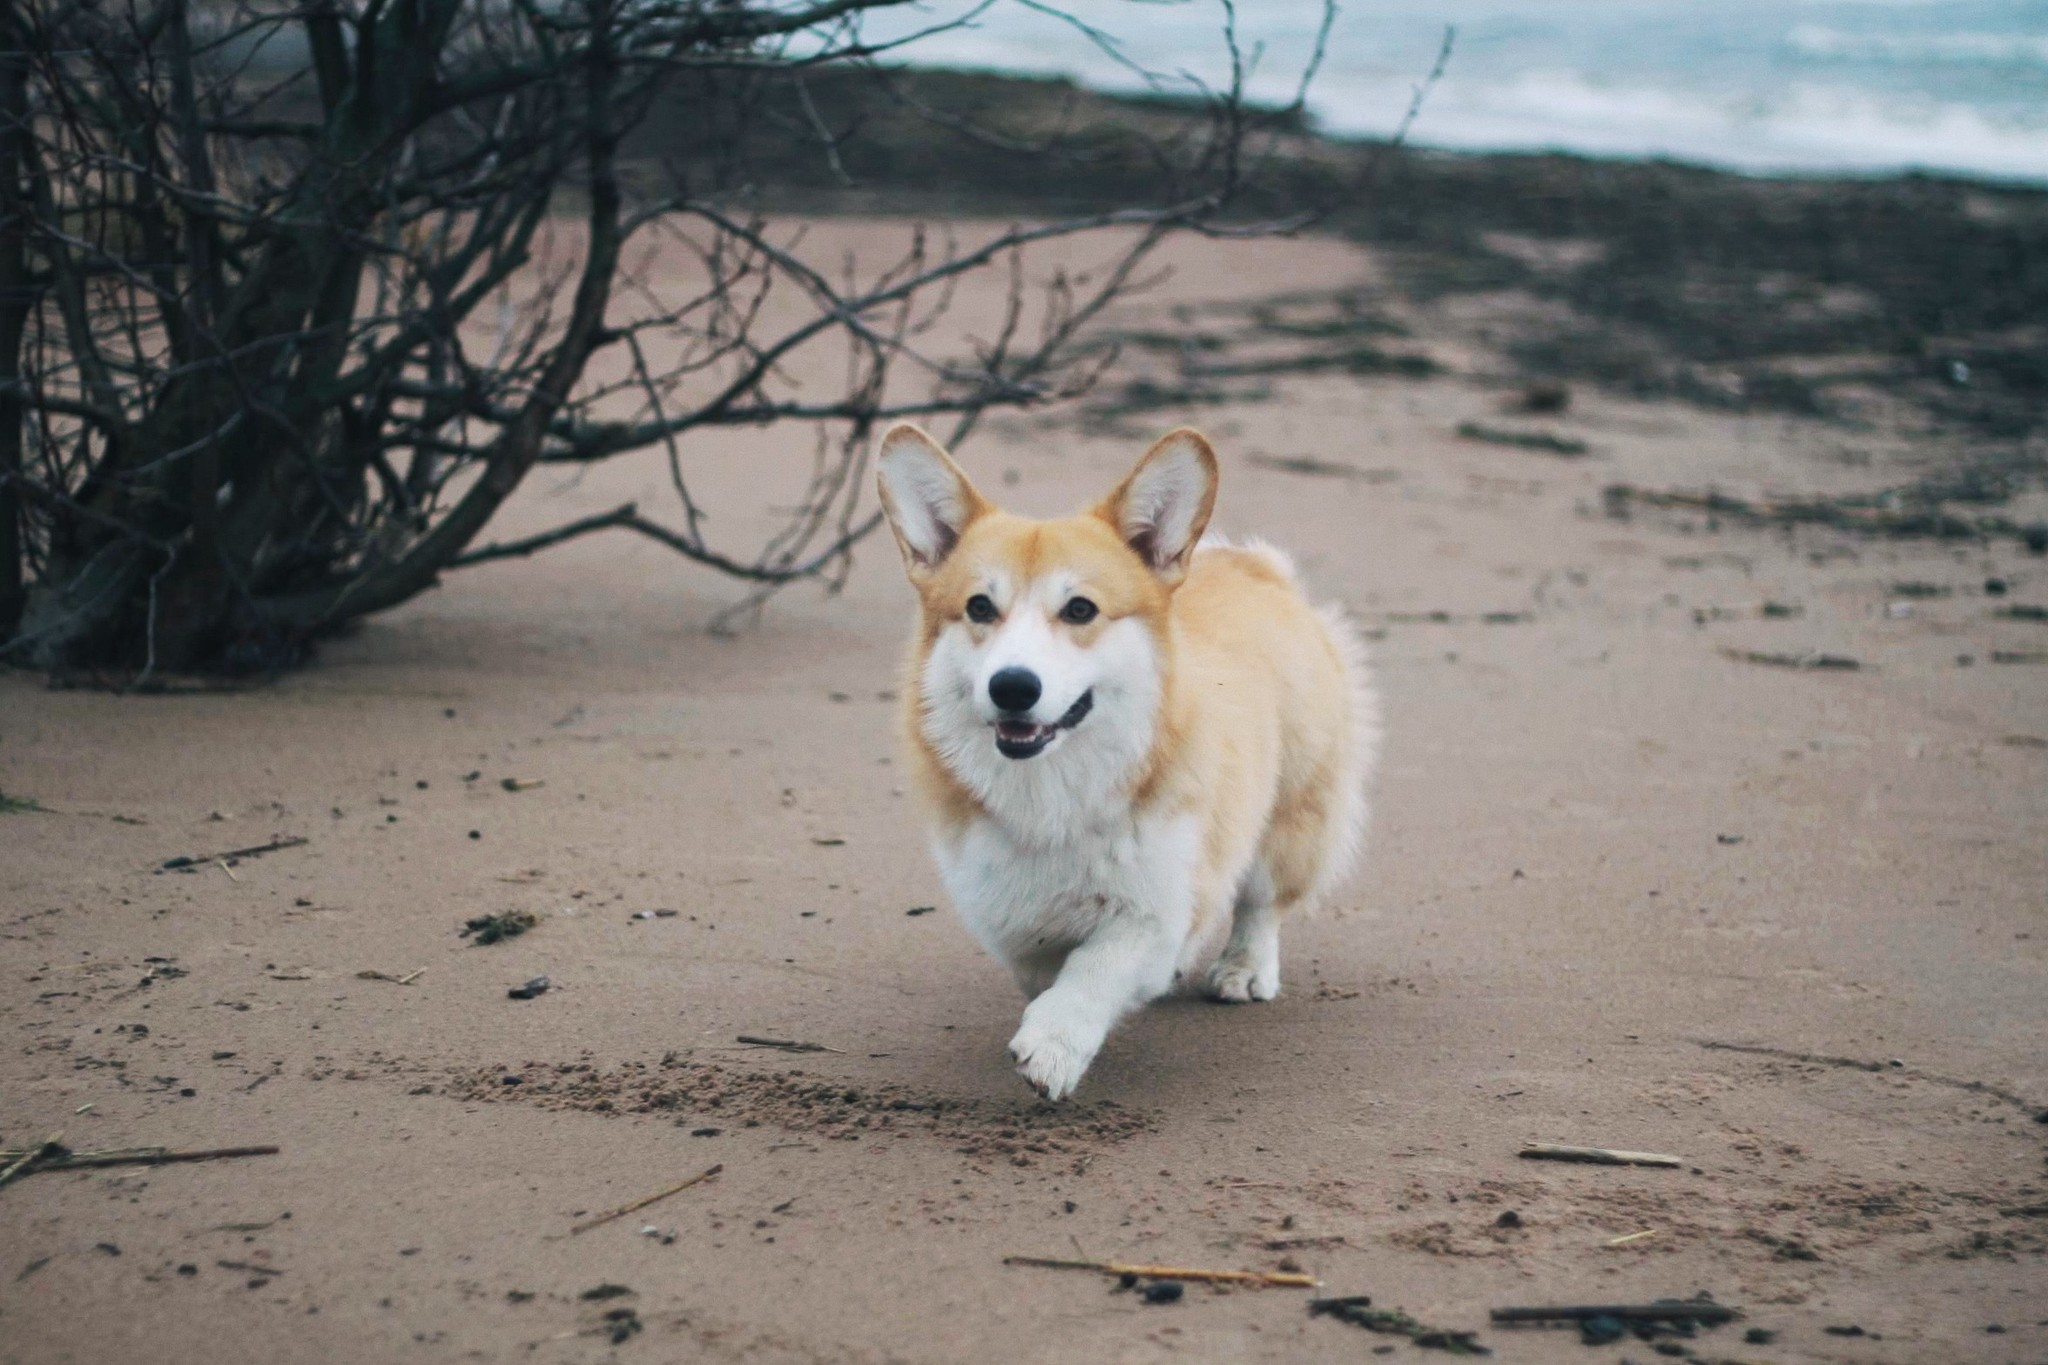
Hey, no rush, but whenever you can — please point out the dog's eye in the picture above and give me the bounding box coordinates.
[1059,597,1099,626]
[965,594,998,623]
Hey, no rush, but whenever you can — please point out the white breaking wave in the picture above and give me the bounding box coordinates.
[1313,71,2048,182]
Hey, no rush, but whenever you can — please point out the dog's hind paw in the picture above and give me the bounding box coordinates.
[1008,1014,1099,1102]
[1203,959,1279,1003]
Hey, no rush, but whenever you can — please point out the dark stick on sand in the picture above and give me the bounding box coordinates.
[161,837,308,870]
[1491,1303,1739,1326]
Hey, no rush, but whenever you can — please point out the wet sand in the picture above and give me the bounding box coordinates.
[2,225,2044,1364]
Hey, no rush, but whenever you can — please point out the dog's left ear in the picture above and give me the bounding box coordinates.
[1097,428,1219,585]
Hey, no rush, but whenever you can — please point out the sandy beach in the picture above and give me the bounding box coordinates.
[2,221,2044,1363]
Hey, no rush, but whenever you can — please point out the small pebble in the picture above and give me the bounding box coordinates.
[501,1074,523,1086]
[1823,1324,1865,1337]
[468,829,481,840]
[1495,1209,1522,1228]
[1581,1315,1627,1346]
[177,1264,198,1276]
[507,976,549,1000]
[1140,1281,1184,1305]
[1986,576,2008,595]
[1743,1327,1776,1344]
[1117,1272,1139,1290]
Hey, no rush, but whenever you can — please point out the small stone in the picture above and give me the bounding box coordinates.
[1495,1209,1522,1228]
[1582,1315,1627,1346]
[1823,1324,1865,1337]
[1986,577,2009,596]
[1140,1281,1184,1305]
[1744,1327,1776,1344]
[177,1264,198,1276]
[468,829,481,840]
[501,1074,523,1086]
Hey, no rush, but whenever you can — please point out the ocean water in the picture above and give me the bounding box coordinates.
[852,1,2048,184]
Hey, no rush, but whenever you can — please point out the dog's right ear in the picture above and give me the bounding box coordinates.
[876,424,989,579]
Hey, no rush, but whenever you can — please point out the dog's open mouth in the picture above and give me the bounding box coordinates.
[994,690,1094,760]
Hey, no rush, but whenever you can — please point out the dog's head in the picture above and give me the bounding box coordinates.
[878,424,1217,779]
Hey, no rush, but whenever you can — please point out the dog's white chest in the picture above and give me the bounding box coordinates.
[931,812,1199,966]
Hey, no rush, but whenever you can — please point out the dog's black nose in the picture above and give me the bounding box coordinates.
[988,667,1042,714]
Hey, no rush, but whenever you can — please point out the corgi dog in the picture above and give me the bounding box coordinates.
[877,424,1379,1101]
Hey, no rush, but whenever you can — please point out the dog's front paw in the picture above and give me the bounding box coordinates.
[1203,957,1279,1003]
[1007,1008,1101,1102]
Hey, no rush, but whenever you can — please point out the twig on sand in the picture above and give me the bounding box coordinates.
[1004,1255,1316,1288]
[1604,1229,1659,1246]
[1519,1144,1682,1168]
[571,1165,722,1235]
[1490,1301,1738,1326]
[0,1143,279,1186]
[357,968,428,985]
[0,1133,62,1192]
[160,836,307,870]
[735,1035,843,1054]
[1719,646,1861,671]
